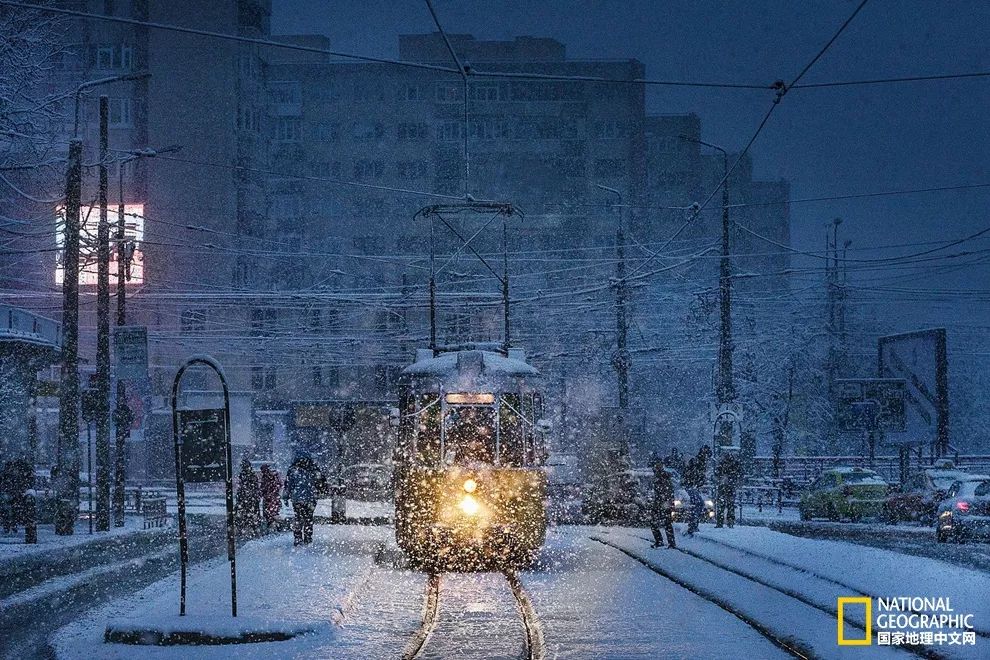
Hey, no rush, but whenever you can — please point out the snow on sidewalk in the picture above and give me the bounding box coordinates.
[52,526,399,659]
[597,528,916,660]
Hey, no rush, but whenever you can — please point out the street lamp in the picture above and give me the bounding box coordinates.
[73,72,150,137]
[111,145,180,526]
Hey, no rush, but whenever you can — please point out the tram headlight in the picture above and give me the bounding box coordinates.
[463,478,478,493]
[459,494,480,516]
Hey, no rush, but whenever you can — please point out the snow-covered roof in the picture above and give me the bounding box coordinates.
[403,349,538,377]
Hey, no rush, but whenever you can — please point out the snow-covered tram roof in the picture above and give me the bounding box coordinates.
[403,348,539,379]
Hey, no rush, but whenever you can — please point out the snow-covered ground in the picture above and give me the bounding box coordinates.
[0,517,158,563]
[47,522,990,659]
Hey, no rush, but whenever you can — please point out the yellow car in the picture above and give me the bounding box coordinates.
[799,467,889,522]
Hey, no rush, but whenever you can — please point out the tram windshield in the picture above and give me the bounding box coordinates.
[443,406,496,465]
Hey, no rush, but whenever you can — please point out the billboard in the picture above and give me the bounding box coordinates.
[878,329,949,453]
[835,378,906,432]
[55,204,145,285]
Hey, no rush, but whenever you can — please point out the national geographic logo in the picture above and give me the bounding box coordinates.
[837,597,977,648]
[837,597,871,646]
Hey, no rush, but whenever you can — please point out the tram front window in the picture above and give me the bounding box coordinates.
[443,406,496,465]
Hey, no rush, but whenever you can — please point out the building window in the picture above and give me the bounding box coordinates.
[351,121,384,140]
[314,121,338,141]
[233,257,250,287]
[396,160,429,179]
[396,122,428,141]
[270,81,302,116]
[353,159,384,179]
[312,365,322,386]
[95,44,134,71]
[404,85,421,100]
[274,118,302,142]
[251,366,277,390]
[251,308,277,336]
[236,106,261,132]
[437,121,462,141]
[109,98,133,127]
[435,82,460,102]
[310,161,341,178]
[180,309,206,333]
[469,84,499,101]
[469,118,507,141]
[594,120,629,139]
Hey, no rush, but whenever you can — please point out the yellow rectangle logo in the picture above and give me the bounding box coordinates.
[837,597,872,646]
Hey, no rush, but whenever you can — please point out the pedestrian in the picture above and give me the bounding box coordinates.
[1,461,15,533]
[284,452,324,545]
[235,459,261,537]
[715,448,742,528]
[260,464,282,531]
[7,459,33,533]
[650,460,676,549]
[686,486,704,536]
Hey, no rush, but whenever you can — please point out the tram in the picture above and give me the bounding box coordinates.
[394,343,548,571]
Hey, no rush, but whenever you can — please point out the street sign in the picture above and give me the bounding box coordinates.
[835,378,906,432]
[177,408,227,483]
[171,355,237,618]
[113,325,148,380]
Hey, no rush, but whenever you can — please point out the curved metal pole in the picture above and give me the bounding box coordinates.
[171,355,237,617]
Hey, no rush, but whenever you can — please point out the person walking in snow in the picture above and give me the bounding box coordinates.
[284,453,324,545]
[235,459,261,537]
[686,486,704,536]
[260,464,282,531]
[715,449,742,528]
[650,460,676,549]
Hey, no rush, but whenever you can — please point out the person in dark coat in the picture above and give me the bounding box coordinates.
[650,462,676,549]
[4,459,34,532]
[260,464,281,531]
[715,449,742,528]
[685,486,704,536]
[284,453,324,545]
[235,459,261,536]
[1,461,15,533]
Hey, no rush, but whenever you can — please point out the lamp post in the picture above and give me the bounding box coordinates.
[679,136,735,457]
[111,145,180,526]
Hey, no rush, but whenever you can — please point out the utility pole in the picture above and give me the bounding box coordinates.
[54,73,150,536]
[112,156,129,527]
[55,138,82,536]
[595,184,630,415]
[678,136,735,452]
[95,96,111,532]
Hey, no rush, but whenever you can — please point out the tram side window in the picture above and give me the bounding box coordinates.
[414,394,441,465]
[444,406,496,465]
[499,394,525,466]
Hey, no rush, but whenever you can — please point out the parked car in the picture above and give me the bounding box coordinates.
[935,477,990,543]
[799,467,889,522]
[622,467,714,524]
[883,467,983,524]
[672,486,715,522]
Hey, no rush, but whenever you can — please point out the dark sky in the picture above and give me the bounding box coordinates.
[272,1,990,324]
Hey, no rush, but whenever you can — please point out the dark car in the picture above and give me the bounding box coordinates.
[883,468,981,524]
[935,477,990,543]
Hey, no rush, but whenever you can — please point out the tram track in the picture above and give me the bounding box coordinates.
[592,535,815,660]
[402,571,544,660]
[602,532,947,660]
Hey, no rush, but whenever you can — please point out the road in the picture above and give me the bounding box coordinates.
[0,516,229,660]
[763,520,990,573]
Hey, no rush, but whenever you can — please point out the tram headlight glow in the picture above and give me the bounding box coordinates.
[459,494,480,516]
[463,478,478,493]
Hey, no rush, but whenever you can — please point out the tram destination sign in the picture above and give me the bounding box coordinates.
[178,407,227,483]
